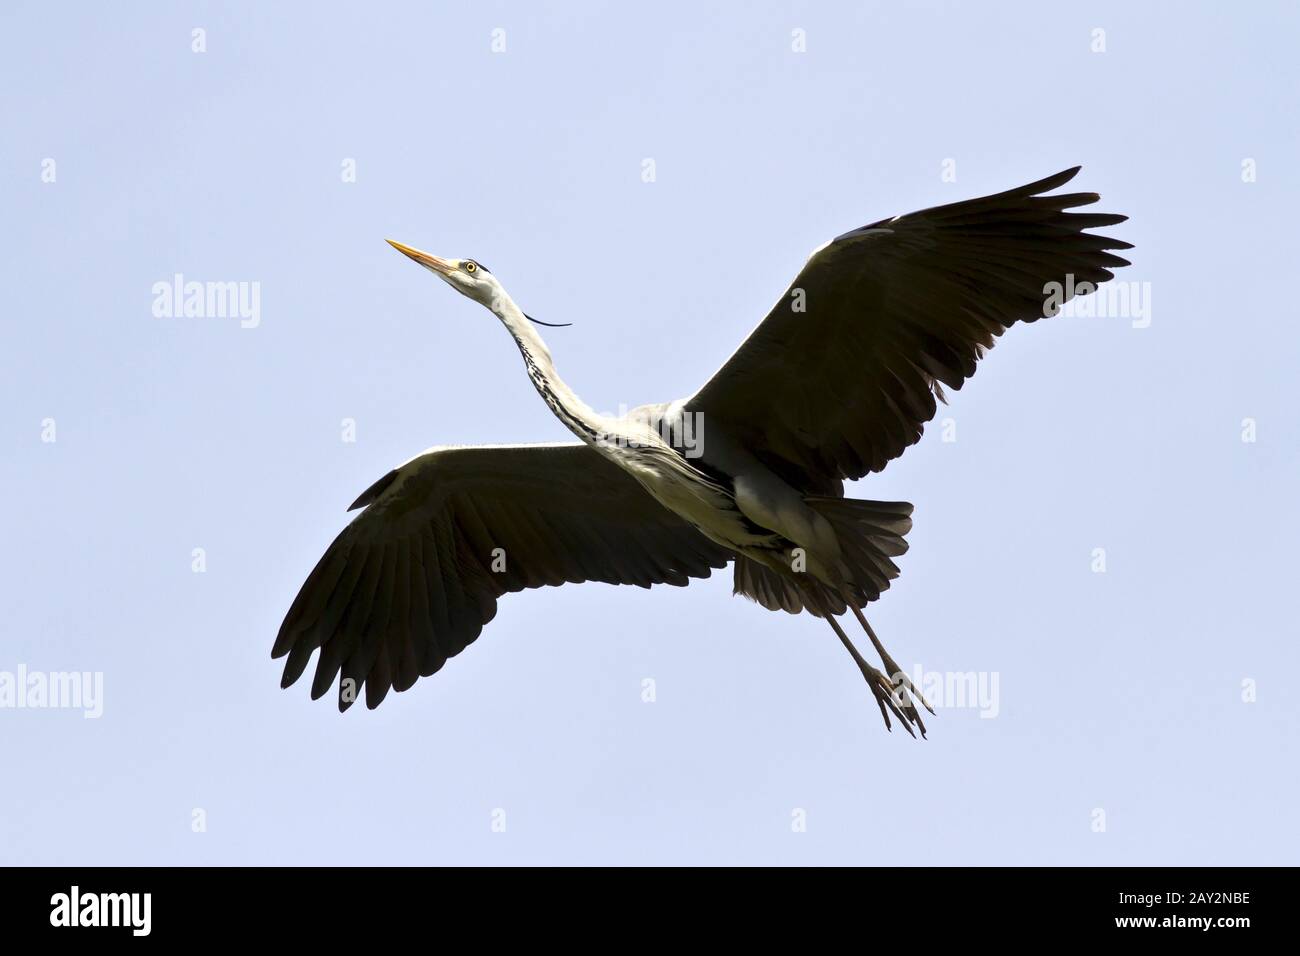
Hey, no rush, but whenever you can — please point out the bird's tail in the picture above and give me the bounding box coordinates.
[731,497,912,616]
[805,496,912,610]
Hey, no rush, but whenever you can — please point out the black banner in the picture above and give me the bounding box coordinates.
[0,866,1275,941]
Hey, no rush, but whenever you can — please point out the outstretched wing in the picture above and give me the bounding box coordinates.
[685,167,1132,495]
[274,443,732,710]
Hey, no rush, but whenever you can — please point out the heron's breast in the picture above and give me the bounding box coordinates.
[621,453,779,550]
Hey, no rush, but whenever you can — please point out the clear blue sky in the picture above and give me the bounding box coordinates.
[3,1,1297,865]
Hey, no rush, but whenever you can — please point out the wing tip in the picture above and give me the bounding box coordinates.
[270,631,293,659]
[1024,165,1083,196]
[1054,164,1083,184]
[348,468,399,511]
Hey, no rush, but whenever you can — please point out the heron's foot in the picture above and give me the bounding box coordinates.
[848,604,936,718]
[860,662,926,739]
[823,606,926,738]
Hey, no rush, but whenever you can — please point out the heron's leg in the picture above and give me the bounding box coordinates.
[823,613,918,738]
[848,604,936,717]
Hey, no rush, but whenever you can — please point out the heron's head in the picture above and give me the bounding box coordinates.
[385,239,571,328]
[386,240,501,307]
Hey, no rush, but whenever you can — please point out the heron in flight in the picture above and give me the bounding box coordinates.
[274,167,1130,735]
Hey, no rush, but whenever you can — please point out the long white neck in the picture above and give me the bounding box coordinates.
[489,290,614,446]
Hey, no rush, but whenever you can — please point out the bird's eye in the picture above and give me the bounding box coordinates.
[464,261,477,273]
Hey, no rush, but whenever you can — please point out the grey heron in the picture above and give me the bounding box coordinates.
[274,167,1130,736]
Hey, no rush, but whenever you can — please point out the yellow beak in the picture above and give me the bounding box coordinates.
[386,239,455,276]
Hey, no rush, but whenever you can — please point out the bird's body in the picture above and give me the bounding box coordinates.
[613,403,850,594]
[275,167,1131,735]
